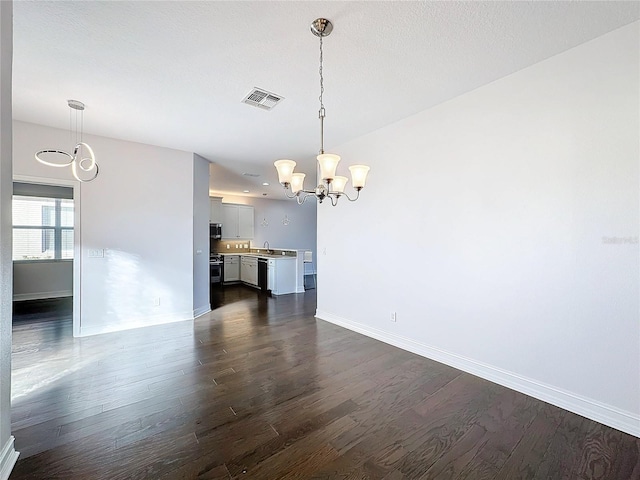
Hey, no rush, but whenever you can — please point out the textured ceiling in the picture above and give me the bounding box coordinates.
[12,1,640,197]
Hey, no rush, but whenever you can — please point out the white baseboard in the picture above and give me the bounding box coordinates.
[194,306,211,318]
[316,310,640,438]
[13,290,72,301]
[0,436,19,480]
[78,312,195,337]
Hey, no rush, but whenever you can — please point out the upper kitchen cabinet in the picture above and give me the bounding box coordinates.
[237,206,254,238]
[222,204,254,239]
[210,196,223,223]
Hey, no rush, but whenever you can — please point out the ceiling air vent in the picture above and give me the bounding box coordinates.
[242,88,283,111]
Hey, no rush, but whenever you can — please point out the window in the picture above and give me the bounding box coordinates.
[13,194,74,261]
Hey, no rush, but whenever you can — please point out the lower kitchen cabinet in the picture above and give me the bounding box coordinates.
[240,256,258,286]
[223,255,240,283]
[229,255,296,294]
[267,258,296,295]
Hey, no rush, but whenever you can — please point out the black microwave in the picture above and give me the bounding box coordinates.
[210,223,222,239]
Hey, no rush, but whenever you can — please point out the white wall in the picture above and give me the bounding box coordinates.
[13,121,197,336]
[13,261,72,300]
[220,194,317,265]
[0,2,18,478]
[193,154,210,316]
[317,23,639,436]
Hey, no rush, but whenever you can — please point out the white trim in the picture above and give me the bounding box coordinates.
[316,310,640,438]
[78,314,194,337]
[193,306,211,318]
[12,174,77,189]
[12,174,82,337]
[73,181,81,337]
[13,290,72,301]
[0,436,19,480]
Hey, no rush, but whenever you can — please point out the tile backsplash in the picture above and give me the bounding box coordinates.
[212,240,251,254]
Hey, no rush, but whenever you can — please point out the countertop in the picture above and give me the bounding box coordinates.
[220,252,295,260]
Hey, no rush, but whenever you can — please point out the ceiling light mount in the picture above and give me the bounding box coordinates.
[310,18,333,37]
[274,18,370,207]
[67,99,85,111]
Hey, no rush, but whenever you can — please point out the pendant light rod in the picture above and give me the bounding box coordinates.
[317,25,327,155]
[313,17,331,157]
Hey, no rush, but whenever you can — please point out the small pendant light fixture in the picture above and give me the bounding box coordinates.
[274,18,370,206]
[35,99,99,182]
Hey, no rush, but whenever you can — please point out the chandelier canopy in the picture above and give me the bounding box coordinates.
[274,18,370,206]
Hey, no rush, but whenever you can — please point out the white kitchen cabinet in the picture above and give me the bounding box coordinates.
[222,204,237,238]
[240,256,258,286]
[222,204,254,239]
[267,258,296,295]
[223,255,240,283]
[209,197,223,224]
[237,205,254,239]
[240,257,249,283]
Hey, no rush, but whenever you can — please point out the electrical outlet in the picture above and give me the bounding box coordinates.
[153,297,161,306]
[391,312,397,322]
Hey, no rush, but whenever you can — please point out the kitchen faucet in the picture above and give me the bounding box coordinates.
[263,241,270,252]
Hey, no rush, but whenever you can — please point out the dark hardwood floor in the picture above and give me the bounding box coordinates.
[9,287,640,479]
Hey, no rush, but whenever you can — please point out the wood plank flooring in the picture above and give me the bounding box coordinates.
[9,288,640,479]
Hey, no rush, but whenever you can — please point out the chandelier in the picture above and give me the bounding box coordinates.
[35,100,99,182]
[274,18,370,206]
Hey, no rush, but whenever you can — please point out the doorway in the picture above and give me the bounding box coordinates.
[12,177,81,336]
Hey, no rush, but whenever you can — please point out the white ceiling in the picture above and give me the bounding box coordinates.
[12,1,639,198]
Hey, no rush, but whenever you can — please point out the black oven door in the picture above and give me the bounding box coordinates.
[210,262,222,284]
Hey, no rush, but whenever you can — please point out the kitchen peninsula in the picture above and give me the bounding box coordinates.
[221,248,306,295]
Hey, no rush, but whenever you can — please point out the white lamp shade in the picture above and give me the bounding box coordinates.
[317,153,341,181]
[290,173,306,193]
[274,159,296,185]
[349,165,370,189]
[332,176,348,193]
